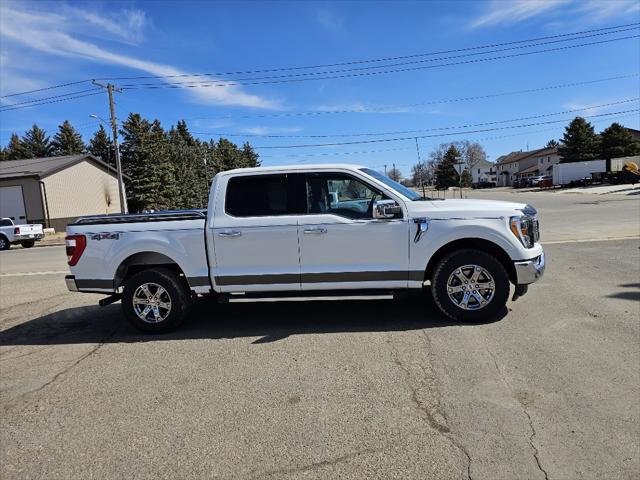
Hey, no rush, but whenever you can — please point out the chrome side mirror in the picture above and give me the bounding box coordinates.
[373,199,402,219]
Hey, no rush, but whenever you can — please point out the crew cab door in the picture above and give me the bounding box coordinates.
[298,172,410,290]
[210,173,304,292]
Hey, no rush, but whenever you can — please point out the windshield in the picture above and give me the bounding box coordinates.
[360,168,423,201]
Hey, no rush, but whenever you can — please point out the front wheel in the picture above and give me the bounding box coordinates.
[431,249,510,322]
[122,268,193,333]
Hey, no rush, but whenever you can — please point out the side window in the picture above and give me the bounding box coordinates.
[306,174,387,219]
[226,174,300,217]
[0,219,12,226]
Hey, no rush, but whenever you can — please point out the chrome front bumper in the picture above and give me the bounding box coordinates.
[514,251,545,285]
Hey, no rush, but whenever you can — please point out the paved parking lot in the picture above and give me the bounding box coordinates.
[1,192,639,479]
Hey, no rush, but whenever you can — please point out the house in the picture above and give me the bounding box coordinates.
[470,158,497,186]
[495,147,560,186]
[0,154,124,231]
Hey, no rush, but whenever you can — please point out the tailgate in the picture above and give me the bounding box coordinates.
[17,224,43,235]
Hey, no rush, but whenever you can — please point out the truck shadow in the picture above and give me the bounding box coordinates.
[0,294,506,347]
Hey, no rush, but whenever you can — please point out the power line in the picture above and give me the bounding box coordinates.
[259,112,640,160]
[119,34,640,90]
[0,88,102,109]
[97,22,639,81]
[118,27,639,88]
[0,92,104,112]
[194,98,640,139]
[186,73,640,121]
[2,22,637,100]
[0,79,92,99]
[253,109,640,149]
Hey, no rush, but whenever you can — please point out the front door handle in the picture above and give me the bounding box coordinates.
[218,231,242,238]
[303,227,327,235]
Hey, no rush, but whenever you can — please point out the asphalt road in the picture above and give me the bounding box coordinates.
[0,193,639,479]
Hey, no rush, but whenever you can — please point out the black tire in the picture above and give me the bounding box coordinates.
[0,236,9,251]
[431,249,509,323]
[122,268,193,333]
[20,240,35,248]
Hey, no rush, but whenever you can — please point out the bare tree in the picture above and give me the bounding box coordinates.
[388,168,402,182]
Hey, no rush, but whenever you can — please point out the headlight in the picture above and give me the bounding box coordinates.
[510,216,536,248]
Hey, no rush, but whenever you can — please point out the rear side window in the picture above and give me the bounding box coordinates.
[225,174,302,217]
[0,219,13,226]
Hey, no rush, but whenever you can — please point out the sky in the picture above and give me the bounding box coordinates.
[0,0,639,174]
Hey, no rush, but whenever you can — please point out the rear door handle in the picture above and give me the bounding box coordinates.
[303,227,327,235]
[218,231,242,238]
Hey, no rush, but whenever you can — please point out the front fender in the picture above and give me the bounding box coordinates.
[409,218,526,275]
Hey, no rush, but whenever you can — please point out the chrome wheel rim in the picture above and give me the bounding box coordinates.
[446,264,495,310]
[0,238,6,249]
[132,283,172,323]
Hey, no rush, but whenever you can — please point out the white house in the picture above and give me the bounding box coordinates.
[470,158,497,186]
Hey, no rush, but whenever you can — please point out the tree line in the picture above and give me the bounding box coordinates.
[0,116,260,212]
[556,118,639,163]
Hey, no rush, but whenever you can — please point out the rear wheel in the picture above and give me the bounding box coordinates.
[20,240,35,248]
[122,268,193,333]
[431,249,509,322]
[0,236,9,250]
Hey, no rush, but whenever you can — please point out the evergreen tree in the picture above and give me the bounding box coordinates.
[558,117,600,163]
[546,139,560,148]
[4,133,29,160]
[460,169,472,188]
[51,120,85,155]
[88,125,114,165]
[120,113,156,212]
[21,124,52,158]
[169,121,206,209]
[240,142,260,168]
[148,120,178,211]
[600,122,640,160]
[436,145,460,189]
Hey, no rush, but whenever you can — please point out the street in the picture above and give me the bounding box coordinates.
[1,192,639,479]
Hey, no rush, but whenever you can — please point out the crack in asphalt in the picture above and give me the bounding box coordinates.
[488,350,550,480]
[248,447,384,479]
[14,322,122,402]
[388,330,473,480]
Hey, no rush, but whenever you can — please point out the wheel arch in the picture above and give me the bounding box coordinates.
[115,251,188,289]
[424,238,516,285]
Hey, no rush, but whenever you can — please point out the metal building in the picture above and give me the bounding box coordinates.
[0,154,123,231]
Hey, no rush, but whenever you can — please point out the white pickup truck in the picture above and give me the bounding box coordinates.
[0,218,44,250]
[65,164,544,332]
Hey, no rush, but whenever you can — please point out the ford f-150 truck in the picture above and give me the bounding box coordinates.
[65,164,544,332]
[0,218,44,250]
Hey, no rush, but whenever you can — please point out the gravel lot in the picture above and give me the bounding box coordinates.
[1,192,638,479]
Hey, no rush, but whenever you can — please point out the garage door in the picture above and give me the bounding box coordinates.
[0,186,27,222]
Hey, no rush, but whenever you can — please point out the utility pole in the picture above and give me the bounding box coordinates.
[384,164,387,176]
[392,163,396,181]
[92,80,128,213]
[415,137,425,198]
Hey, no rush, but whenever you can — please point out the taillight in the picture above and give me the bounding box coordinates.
[65,235,86,266]
[14,227,20,234]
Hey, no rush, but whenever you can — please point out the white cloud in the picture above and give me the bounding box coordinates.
[470,0,572,28]
[74,8,149,45]
[576,0,640,22]
[469,0,640,29]
[316,9,346,34]
[0,2,277,109]
[241,126,302,135]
